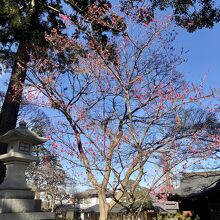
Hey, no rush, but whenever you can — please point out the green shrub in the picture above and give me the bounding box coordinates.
[153,213,195,220]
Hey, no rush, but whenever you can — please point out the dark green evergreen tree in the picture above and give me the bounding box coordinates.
[113,179,152,220]
[121,0,220,32]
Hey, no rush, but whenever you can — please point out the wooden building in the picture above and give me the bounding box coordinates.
[169,171,220,220]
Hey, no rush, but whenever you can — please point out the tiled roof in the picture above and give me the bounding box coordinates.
[55,204,80,212]
[173,171,220,197]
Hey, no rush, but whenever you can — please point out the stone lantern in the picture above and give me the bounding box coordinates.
[0,121,46,190]
[0,121,55,220]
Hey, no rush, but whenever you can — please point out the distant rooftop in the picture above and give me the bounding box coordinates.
[73,189,113,199]
[83,203,155,214]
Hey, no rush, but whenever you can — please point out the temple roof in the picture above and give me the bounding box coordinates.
[169,171,220,201]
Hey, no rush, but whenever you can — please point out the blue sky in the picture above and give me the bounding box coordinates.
[175,23,220,90]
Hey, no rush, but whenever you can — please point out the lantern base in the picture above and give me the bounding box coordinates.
[0,212,55,220]
[0,198,41,213]
[0,189,35,199]
[0,160,30,190]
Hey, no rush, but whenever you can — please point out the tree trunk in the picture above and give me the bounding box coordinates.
[34,181,41,200]
[0,40,30,183]
[51,194,56,212]
[98,192,109,220]
[127,213,135,220]
[127,212,139,220]
[127,213,132,220]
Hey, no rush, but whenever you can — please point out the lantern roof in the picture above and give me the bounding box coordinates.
[0,121,47,145]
